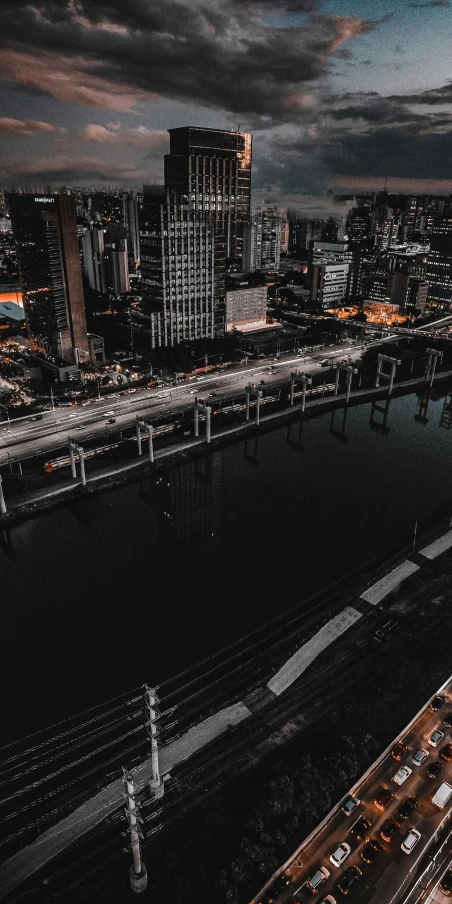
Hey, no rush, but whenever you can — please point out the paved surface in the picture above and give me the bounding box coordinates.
[267,607,362,696]
[361,560,420,605]
[420,530,452,561]
[257,683,452,904]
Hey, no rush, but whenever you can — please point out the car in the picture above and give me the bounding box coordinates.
[330,842,351,867]
[393,766,412,786]
[306,866,330,894]
[430,695,446,712]
[392,742,408,761]
[439,869,452,896]
[401,828,421,854]
[373,789,393,811]
[429,729,445,747]
[258,380,265,385]
[398,797,418,819]
[380,819,400,843]
[69,413,78,419]
[360,839,381,864]
[107,418,116,424]
[444,713,452,728]
[76,424,84,430]
[336,866,362,896]
[320,898,336,904]
[426,761,442,779]
[441,743,452,761]
[102,411,115,418]
[31,414,43,420]
[341,797,360,817]
[412,748,429,766]
[349,816,372,840]
[128,388,137,394]
[189,390,196,394]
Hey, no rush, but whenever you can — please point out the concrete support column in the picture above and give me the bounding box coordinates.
[346,370,353,404]
[335,367,340,396]
[426,348,443,388]
[256,391,261,426]
[389,362,396,395]
[205,406,211,443]
[136,417,142,456]
[245,387,250,421]
[290,373,296,407]
[0,475,6,515]
[147,424,154,463]
[79,447,86,487]
[123,770,147,893]
[68,442,77,479]
[194,399,199,437]
[145,686,164,800]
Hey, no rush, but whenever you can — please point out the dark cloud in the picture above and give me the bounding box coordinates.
[391,81,452,105]
[409,1,450,8]
[0,1,390,119]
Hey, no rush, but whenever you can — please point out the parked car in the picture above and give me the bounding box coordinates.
[392,742,408,761]
[336,866,362,896]
[401,828,421,854]
[305,866,330,894]
[412,748,429,766]
[427,762,442,779]
[398,797,418,819]
[444,713,452,728]
[441,743,452,761]
[380,819,400,843]
[439,869,452,896]
[360,839,381,864]
[430,695,446,712]
[350,816,372,840]
[393,766,412,786]
[374,788,393,810]
[341,797,360,817]
[429,730,445,747]
[330,843,351,868]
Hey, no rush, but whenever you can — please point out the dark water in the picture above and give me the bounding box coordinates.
[2,387,452,742]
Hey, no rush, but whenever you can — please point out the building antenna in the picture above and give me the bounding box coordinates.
[383,174,388,193]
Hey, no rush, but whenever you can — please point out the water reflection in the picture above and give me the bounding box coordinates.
[155,452,223,553]
[369,397,391,436]
[329,407,349,444]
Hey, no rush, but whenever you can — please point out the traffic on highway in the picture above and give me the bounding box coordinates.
[257,683,452,904]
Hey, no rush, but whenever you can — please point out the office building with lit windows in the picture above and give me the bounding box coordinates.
[8,193,88,362]
[426,216,452,309]
[140,127,252,348]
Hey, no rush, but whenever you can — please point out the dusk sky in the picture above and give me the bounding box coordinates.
[1,0,452,209]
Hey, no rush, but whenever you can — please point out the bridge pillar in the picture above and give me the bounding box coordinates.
[194,398,199,437]
[147,423,154,463]
[145,686,164,800]
[194,400,212,442]
[78,447,86,487]
[123,770,148,893]
[375,354,401,395]
[425,348,443,388]
[135,416,142,456]
[0,475,6,515]
[68,441,77,479]
[334,364,358,403]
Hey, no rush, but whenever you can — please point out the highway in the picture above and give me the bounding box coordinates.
[258,682,452,904]
[0,343,362,465]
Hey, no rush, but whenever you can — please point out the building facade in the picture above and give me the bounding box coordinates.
[243,207,282,272]
[122,191,140,268]
[140,127,252,348]
[8,193,88,362]
[225,285,267,331]
[426,216,452,309]
[82,226,107,294]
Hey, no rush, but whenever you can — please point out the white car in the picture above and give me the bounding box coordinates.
[393,766,413,786]
[401,828,421,854]
[341,797,360,816]
[330,842,351,867]
[412,748,429,766]
[320,898,336,904]
[429,730,445,747]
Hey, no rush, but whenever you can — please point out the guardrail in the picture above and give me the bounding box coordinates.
[251,672,452,903]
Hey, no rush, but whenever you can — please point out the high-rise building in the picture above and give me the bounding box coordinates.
[8,193,88,362]
[243,207,282,272]
[371,206,400,252]
[426,215,452,309]
[225,285,267,331]
[140,127,252,348]
[82,226,107,294]
[122,191,140,268]
[164,127,252,262]
[105,223,129,296]
[280,218,289,254]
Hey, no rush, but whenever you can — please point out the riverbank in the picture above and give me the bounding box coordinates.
[1,367,452,529]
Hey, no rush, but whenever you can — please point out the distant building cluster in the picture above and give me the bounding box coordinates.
[3,131,452,382]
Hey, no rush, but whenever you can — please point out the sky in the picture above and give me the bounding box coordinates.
[1,0,452,209]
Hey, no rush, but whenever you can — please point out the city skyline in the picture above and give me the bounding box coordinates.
[1,1,452,210]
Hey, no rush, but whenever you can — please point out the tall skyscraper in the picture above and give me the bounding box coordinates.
[8,193,88,362]
[140,127,252,348]
[426,215,452,309]
[122,191,140,268]
[82,226,107,294]
[243,207,282,272]
[105,223,129,296]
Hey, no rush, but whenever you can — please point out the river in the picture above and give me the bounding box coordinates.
[2,386,452,742]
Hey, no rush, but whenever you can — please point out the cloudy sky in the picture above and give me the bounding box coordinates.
[1,0,452,207]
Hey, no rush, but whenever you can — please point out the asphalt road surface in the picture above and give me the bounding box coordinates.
[0,344,364,465]
[262,683,452,904]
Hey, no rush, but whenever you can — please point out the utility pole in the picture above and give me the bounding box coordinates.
[145,686,164,799]
[123,769,147,893]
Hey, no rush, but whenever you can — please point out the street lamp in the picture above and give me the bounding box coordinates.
[0,403,11,434]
